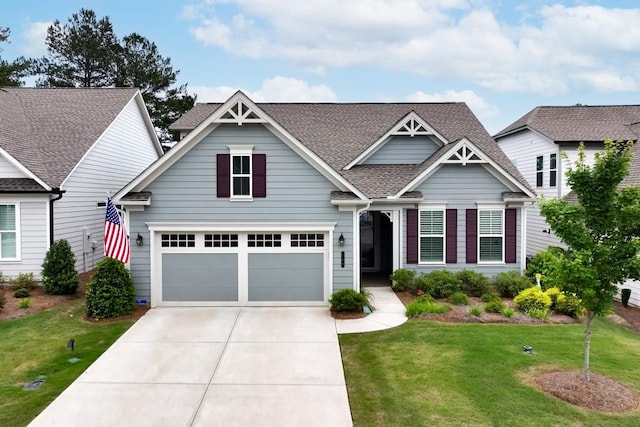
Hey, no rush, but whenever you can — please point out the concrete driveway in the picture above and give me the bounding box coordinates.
[29,307,352,427]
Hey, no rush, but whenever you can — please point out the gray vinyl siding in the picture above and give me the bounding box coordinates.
[365,136,440,164]
[248,253,324,301]
[0,155,27,178]
[130,124,353,299]
[55,97,159,273]
[162,253,238,301]
[0,197,48,280]
[402,163,522,276]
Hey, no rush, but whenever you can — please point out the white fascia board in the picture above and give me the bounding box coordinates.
[344,111,448,169]
[394,137,536,199]
[146,222,337,232]
[133,91,164,156]
[0,146,51,191]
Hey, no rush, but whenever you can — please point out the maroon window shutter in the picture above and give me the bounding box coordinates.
[406,209,418,264]
[505,208,517,263]
[466,209,477,264]
[253,154,266,198]
[446,209,457,264]
[216,154,230,197]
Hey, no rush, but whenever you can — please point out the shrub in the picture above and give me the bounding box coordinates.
[494,271,531,298]
[484,299,507,313]
[448,291,469,305]
[481,291,501,303]
[406,299,451,317]
[456,270,490,297]
[544,287,562,311]
[329,289,368,312]
[389,268,416,292]
[86,258,136,319]
[556,293,583,318]
[526,307,549,320]
[13,287,30,298]
[502,307,515,318]
[469,306,482,316]
[514,287,552,312]
[0,288,5,310]
[524,247,564,289]
[18,298,30,309]
[417,270,461,298]
[9,272,37,291]
[42,239,79,295]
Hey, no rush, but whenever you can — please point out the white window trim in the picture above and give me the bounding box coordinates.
[477,208,504,264]
[0,202,20,262]
[535,155,544,188]
[228,145,254,201]
[549,153,557,188]
[418,206,446,265]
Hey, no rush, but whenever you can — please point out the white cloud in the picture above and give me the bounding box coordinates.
[184,1,640,95]
[190,76,337,102]
[21,21,50,56]
[406,89,499,119]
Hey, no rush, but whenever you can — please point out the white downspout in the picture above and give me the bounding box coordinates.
[520,203,529,274]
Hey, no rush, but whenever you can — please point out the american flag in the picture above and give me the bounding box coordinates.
[104,197,130,263]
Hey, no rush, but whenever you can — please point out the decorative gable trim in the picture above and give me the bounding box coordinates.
[114,91,368,203]
[393,138,536,200]
[345,111,448,169]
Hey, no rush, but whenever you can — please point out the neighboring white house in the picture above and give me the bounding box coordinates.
[0,87,163,278]
[494,105,640,306]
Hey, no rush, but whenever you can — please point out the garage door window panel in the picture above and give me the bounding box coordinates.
[161,233,195,248]
[291,233,324,248]
[248,233,281,248]
[205,233,239,248]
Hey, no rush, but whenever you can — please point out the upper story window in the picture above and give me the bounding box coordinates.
[419,209,444,263]
[478,209,503,263]
[0,204,17,259]
[549,153,557,187]
[536,156,544,187]
[229,145,254,199]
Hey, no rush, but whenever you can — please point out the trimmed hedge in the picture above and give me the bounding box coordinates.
[86,258,135,319]
[329,289,368,312]
[42,239,79,295]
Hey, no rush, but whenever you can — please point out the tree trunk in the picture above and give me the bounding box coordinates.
[583,309,594,382]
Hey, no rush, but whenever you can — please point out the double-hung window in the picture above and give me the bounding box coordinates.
[0,204,17,259]
[229,145,254,199]
[549,153,557,187]
[419,209,444,263]
[536,156,544,187]
[478,209,503,263]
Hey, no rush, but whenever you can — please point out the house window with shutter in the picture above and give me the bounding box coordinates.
[217,145,267,199]
[536,156,543,187]
[549,153,557,187]
[419,209,444,263]
[478,209,503,263]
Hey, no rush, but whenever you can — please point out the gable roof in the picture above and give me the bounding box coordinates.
[0,87,161,189]
[494,105,640,142]
[171,96,533,199]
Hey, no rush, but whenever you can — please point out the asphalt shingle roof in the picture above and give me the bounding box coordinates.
[173,102,532,198]
[0,87,139,188]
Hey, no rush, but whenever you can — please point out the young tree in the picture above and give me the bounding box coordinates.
[540,139,640,381]
[0,27,31,86]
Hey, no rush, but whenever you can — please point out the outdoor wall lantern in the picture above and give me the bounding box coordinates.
[338,233,345,246]
[136,233,144,247]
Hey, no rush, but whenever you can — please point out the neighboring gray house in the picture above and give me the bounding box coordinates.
[115,91,535,307]
[494,105,640,306]
[0,87,162,278]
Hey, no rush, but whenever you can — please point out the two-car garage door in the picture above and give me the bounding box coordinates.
[155,229,331,305]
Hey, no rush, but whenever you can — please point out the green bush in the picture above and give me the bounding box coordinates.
[448,291,469,305]
[502,307,515,318]
[556,293,583,318]
[469,306,482,316]
[484,299,507,313]
[18,298,30,309]
[526,307,549,320]
[9,272,37,291]
[13,287,30,298]
[514,287,552,312]
[406,298,451,317]
[494,271,531,298]
[86,258,136,319]
[524,247,564,289]
[481,291,501,303]
[329,289,368,312]
[544,287,562,311]
[42,239,79,295]
[417,270,461,298]
[0,288,5,310]
[456,270,490,297]
[389,268,416,292]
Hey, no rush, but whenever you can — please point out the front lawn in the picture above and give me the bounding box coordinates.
[341,319,640,426]
[0,297,134,426]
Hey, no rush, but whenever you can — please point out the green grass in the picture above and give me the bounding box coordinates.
[0,298,135,426]
[341,318,640,427]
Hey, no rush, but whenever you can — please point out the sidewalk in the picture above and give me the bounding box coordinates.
[335,287,407,334]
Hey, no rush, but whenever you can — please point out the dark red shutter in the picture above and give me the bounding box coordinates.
[505,208,517,264]
[216,154,230,197]
[406,209,418,264]
[446,209,457,264]
[466,209,477,264]
[253,154,266,198]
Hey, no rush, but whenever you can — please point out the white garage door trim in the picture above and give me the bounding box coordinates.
[147,222,336,307]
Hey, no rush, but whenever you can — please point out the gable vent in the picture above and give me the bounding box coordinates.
[218,100,266,126]
[445,145,485,166]
[393,118,432,137]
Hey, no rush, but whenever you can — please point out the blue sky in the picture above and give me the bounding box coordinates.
[2,0,640,134]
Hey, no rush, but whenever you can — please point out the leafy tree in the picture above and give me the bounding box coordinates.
[36,9,194,144]
[540,139,640,381]
[0,27,31,86]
